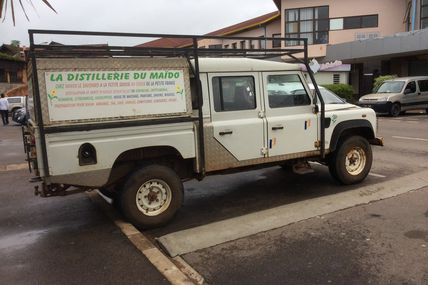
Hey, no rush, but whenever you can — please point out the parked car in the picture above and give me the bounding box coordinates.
[358,76,428,117]
[7,96,26,117]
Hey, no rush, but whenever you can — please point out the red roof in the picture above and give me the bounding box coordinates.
[136,11,280,48]
[135,37,192,48]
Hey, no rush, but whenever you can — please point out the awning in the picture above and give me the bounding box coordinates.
[324,29,428,63]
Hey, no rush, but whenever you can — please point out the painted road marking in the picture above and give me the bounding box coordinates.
[87,192,201,285]
[157,169,428,257]
[392,136,428,142]
[0,163,28,172]
[368,172,387,178]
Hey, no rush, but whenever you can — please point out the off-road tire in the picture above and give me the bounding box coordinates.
[119,165,183,229]
[329,136,372,185]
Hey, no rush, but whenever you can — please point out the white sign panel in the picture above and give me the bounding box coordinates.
[44,69,188,122]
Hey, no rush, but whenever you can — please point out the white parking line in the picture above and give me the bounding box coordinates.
[392,136,428,142]
[157,169,428,257]
[369,172,386,178]
[0,163,28,172]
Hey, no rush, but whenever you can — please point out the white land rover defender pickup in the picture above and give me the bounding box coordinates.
[23,30,383,228]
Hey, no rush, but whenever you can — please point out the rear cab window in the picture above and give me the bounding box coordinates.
[212,76,256,112]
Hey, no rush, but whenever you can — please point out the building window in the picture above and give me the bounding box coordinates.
[259,36,266,49]
[249,40,255,49]
[330,18,343,30]
[240,40,246,49]
[208,44,222,49]
[343,15,378,29]
[333,74,341,84]
[285,6,329,46]
[212,76,256,112]
[232,43,237,49]
[224,44,229,49]
[422,0,428,29]
[272,33,281,48]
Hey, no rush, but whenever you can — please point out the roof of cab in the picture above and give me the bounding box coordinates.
[193,58,300,73]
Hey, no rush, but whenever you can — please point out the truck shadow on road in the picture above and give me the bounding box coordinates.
[147,164,381,237]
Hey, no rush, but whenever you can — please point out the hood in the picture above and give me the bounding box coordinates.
[325,103,359,112]
[360,92,400,100]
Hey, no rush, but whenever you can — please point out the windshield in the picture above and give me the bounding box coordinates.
[377,81,405,93]
[319,88,345,104]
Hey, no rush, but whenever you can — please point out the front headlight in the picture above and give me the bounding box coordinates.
[377,97,388,102]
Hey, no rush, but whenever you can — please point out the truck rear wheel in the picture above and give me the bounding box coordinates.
[119,165,183,229]
[329,136,372,185]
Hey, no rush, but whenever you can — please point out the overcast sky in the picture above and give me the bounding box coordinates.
[0,0,277,46]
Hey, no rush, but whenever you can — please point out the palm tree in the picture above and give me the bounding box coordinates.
[0,0,56,26]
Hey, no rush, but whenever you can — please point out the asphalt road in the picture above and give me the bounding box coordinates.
[1,111,428,285]
[0,125,168,285]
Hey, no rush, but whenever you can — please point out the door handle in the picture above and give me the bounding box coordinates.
[272,125,284,131]
[219,130,233,136]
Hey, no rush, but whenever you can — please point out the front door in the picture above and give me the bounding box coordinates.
[401,81,420,110]
[208,73,266,161]
[262,72,318,157]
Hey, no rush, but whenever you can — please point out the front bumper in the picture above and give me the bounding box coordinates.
[357,101,391,114]
[369,137,384,146]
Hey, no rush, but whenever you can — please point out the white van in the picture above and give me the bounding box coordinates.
[7,96,26,116]
[358,76,428,116]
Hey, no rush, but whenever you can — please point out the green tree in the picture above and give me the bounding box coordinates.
[10,39,20,46]
[0,0,56,26]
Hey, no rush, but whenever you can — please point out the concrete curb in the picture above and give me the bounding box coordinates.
[87,191,201,285]
[157,169,428,257]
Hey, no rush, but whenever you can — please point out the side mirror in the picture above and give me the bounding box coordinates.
[404,88,412,94]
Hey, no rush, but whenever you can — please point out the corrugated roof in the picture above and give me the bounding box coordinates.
[136,11,280,48]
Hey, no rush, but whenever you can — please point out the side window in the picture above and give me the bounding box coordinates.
[418,80,428,92]
[267,74,311,108]
[212,76,256,112]
[406,81,416,93]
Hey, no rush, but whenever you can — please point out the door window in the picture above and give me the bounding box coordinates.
[267,74,311,108]
[212,76,256,112]
[405,81,416,93]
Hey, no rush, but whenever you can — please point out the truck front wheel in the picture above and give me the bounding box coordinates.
[120,165,183,229]
[328,136,372,185]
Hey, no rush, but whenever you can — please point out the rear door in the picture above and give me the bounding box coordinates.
[417,79,428,109]
[208,73,266,161]
[262,72,318,157]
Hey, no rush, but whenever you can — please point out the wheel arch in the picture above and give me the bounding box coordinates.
[105,145,195,188]
[329,120,375,153]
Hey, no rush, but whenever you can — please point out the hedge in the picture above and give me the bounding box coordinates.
[321,84,354,102]
[373,75,397,92]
